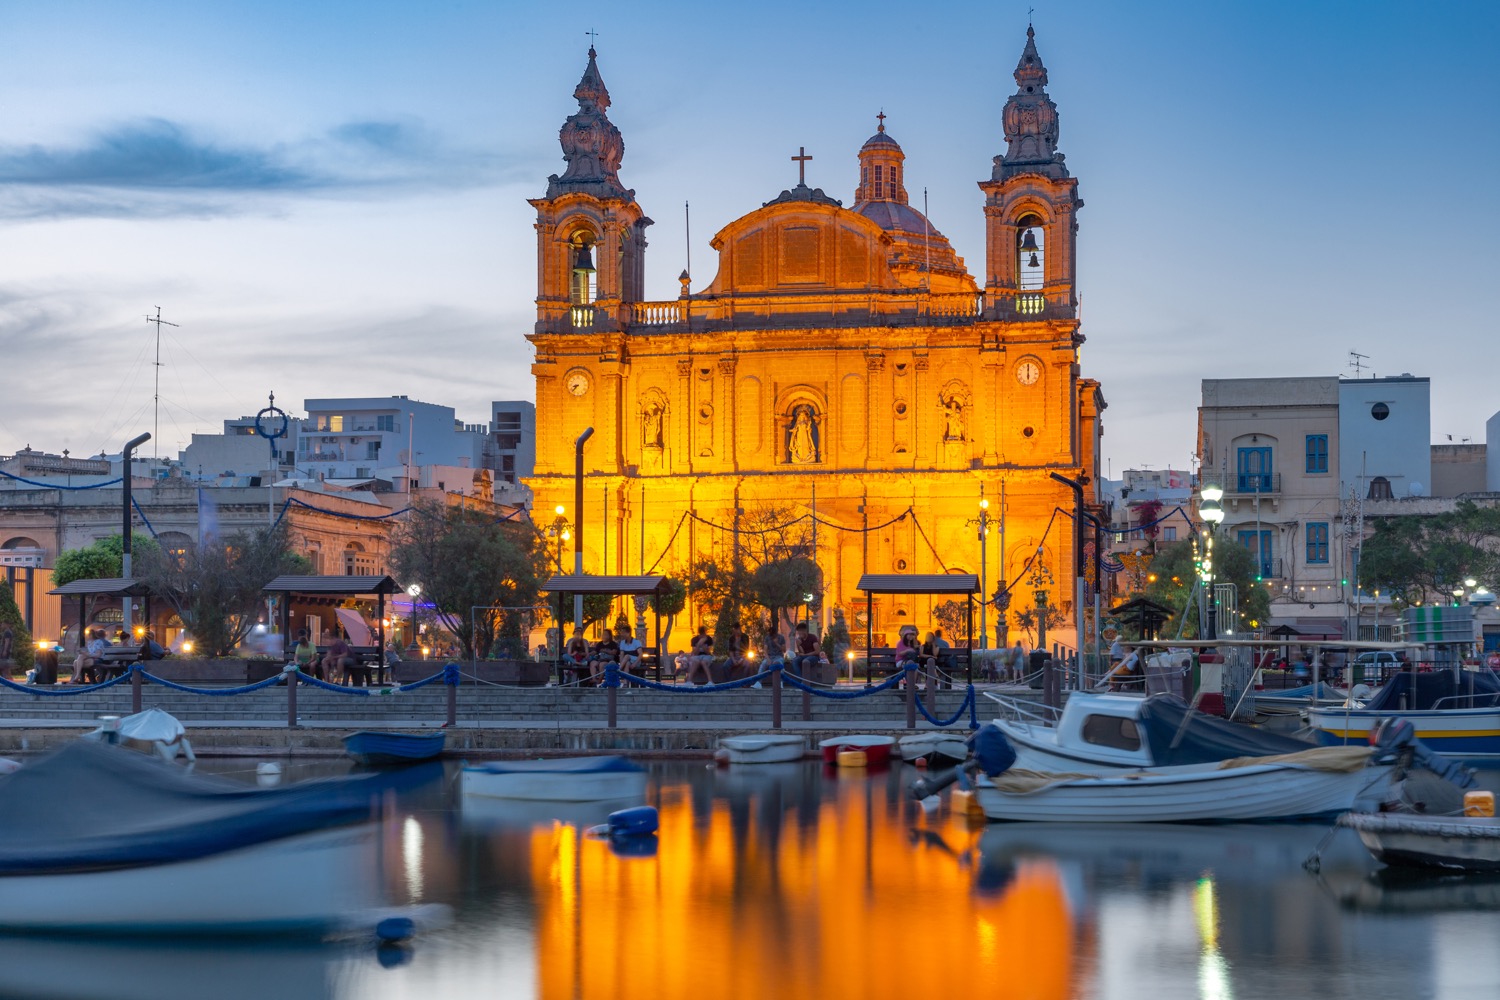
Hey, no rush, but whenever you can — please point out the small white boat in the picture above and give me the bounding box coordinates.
[461,756,647,801]
[1341,811,1500,871]
[973,746,1391,823]
[461,795,645,831]
[720,735,805,764]
[990,691,1313,773]
[818,735,894,765]
[898,733,969,766]
[90,708,196,762]
[1253,681,1347,717]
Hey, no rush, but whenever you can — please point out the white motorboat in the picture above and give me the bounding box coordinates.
[90,707,196,762]
[973,745,1391,823]
[0,740,394,933]
[1253,681,1347,717]
[898,733,969,766]
[1307,671,1500,763]
[989,691,1313,773]
[720,734,805,764]
[1340,811,1500,872]
[460,756,647,801]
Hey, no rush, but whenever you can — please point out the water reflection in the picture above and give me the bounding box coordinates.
[11,758,1500,999]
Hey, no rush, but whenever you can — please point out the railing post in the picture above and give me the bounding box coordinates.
[1043,656,1059,719]
[444,663,458,728]
[131,665,142,714]
[606,664,618,729]
[905,664,917,730]
[771,664,782,729]
[286,666,298,728]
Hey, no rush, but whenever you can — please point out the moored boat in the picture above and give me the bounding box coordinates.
[990,691,1313,773]
[342,730,446,765]
[460,756,647,800]
[720,735,805,764]
[0,740,391,933]
[818,734,894,765]
[898,733,969,766]
[1308,671,1500,762]
[1340,811,1500,872]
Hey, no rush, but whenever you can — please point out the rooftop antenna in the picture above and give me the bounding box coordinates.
[922,186,931,292]
[145,307,180,460]
[1348,350,1369,377]
[685,200,691,281]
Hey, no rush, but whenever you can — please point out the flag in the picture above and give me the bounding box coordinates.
[197,488,220,542]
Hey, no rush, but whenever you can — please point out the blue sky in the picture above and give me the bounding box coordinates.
[0,0,1495,470]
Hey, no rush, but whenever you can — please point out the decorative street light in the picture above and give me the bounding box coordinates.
[1198,484,1225,639]
[976,489,992,650]
[802,592,815,627]
[406,583,422,651]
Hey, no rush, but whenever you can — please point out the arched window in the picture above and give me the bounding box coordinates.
[1016,215,1045,291]
[344,542,375,576]
[157,531,193,568]
[569,232,597,306]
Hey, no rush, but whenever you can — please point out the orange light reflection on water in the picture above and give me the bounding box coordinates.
[528,771,1080,1000]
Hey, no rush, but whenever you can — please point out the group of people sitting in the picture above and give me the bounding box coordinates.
[291,630,378,686]
[892,626,958,689]
[563,625,647,684]
[672,621,831,686]
[70,628,168,683]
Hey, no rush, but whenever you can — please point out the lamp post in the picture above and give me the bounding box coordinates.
[1199,484,1225,639]
[406,583,422,651]
[573,428,594,631]
[974,488,991,650]
[802,592,815,628]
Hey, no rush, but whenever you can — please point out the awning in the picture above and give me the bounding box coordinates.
[541,575,669,596]
[262,575,400,596]
[49,578,153,598]
[856,574,980,595]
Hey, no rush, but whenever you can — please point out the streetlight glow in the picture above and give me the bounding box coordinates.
[554,505,566,516]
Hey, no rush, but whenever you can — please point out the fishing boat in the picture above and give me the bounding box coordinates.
[1340,811,1500,871]
[988,691,1313,773]
[1308,670,1500,762]
[719,735,805,764]
[342,730,446,765]
[460,756,647,801]
[818,734,895,765]
[1253,681,1347,717]
[898,733,969,767]
[973,745,1392,823]
[0,740,390,933]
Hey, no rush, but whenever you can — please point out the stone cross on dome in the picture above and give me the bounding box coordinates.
[876,110,886,133]
[791,147,812,186]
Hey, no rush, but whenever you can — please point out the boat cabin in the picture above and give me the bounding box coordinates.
[1050,694,1154,768]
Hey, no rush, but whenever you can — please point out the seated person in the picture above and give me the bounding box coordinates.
[685,626,715,685]
[727,623,753,680]
[73,628,109,683]
[791,622,822,679]
[617,626,645,675]
[139,630,169,661]
[588,628,620,683]
[565,629,590,681]
[293,631,321,679]
[323,633,360,685]
[894,627,920,685]
[762,627,788,666]
[1100,646,1143,691]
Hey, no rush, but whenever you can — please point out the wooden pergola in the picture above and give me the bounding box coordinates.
[49,577,157,646]
[541,574,671,682]
[262,575,401,656]
[855,573,980,685]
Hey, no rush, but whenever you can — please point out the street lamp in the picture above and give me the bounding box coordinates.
[978,490,990,650]
[406,583,422,651]
[1199,485,1225,639]
[802,592,815,627]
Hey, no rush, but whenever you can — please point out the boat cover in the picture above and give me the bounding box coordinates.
[1259,682,1342,701]
[1361,671,1500,711]
[469,756,643,775]
[1137,695,1313,766]
[0,741,380,874]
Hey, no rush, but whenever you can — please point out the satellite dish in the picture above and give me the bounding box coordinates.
[1408,482,1425,497]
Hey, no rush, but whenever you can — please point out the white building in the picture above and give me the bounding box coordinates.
[1338,376,1431,500]
[180,414,303,482]
[490,401,536,487]
[297,396,488,484]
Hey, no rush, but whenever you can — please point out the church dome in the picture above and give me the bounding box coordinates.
[860,130,901,151]
[857,199,935,236]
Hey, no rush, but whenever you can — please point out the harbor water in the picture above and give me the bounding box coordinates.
[8,757,1500,1000]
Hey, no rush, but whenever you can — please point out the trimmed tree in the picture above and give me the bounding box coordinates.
[0,583,33,672]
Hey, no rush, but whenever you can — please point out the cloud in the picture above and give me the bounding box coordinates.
[0,117,518,219]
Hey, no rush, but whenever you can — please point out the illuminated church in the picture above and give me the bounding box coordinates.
[526,28,1104,643]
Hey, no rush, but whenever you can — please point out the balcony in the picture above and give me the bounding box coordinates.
[1230,473,1280,496]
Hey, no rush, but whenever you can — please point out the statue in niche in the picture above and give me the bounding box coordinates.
[785,405,821,465]
[942,396,967,442]
[642,403,664,450]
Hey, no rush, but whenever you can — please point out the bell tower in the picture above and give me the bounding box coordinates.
[979,26,1082,321]
[529,48,653,334]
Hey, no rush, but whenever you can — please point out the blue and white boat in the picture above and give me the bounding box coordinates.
[1308,671,1500,763]
[0,741,392,934]
[461,756,647,802]
[342,730,446,765]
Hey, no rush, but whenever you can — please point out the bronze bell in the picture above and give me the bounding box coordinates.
[573,243,596,274]
[1027,253,1040,268]
[1019,229,1039,252]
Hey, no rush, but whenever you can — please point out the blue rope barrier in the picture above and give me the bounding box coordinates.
[293,671,373,696]
[0,670,135,696]
[391,665,455,692]
[780,670,905,698]
[968,684,980,730]
[137,669,287,696]
[616,666,776,693]
[0,469,123,490]
[131,497,160,538]
[914,685,974,728]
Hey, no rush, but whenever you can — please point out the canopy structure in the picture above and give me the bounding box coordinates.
[262,575,401,655]
[541,575,670,682]
[49,578,159,646]
[855,573,980,685]
[1108,596,1177,641]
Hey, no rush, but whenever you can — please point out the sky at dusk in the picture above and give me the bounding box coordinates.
[0,0,1495,471]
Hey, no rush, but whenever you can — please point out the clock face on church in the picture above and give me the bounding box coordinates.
[565,371,590,396]
[1015,359,1041,386]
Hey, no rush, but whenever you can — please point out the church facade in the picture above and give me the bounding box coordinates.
[526,28,1105,645]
